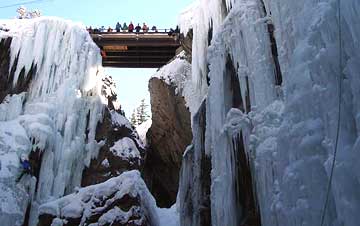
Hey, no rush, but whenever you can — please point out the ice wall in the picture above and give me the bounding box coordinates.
[179,0,360,226]
[0,17,106,226]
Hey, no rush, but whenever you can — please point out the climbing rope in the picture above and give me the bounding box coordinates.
[0,0,51,9]
[320,0,343,225]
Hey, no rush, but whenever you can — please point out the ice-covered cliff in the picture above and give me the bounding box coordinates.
[0,17,149,226]
[178,0,360,226]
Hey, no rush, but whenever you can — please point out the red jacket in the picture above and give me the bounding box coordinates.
[128,23,134,30]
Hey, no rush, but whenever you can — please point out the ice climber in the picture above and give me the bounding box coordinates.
[16,154,32,182]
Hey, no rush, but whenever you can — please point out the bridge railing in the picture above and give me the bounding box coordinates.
[88,29,179,35]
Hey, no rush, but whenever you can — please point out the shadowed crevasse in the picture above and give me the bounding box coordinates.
[145,77,192,207]
[0,37,37,103]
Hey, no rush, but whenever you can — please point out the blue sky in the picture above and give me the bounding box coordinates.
[0,0,193,117]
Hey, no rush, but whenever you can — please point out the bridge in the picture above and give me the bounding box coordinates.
[91,32,181,68]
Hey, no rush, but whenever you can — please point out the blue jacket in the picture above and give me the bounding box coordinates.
[21,160,31,171]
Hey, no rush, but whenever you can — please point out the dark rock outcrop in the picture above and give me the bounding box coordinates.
[0,37,37,103]
[145,77,192,207]
[82,76,145,187]
[179,29,193,63]
[179,100,211,226]
[81,108,145,187]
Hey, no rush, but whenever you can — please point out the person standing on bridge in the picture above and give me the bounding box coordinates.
[151,25,158,32]
[128,22,134,32]
[135,23,141,33]
[87,26,93,33]
[123,22,128,31]
[116,22,122,32]
[142,23,149,32]
[175,25,180,33]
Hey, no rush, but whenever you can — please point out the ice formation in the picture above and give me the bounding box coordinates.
[178,0,360,226]
[0,17,108,226]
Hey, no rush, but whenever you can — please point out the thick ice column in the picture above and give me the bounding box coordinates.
[205,2,277,225]
[179,100,211,226]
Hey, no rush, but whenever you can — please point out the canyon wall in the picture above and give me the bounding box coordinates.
[178,0,360,226]
[145,54,193,207]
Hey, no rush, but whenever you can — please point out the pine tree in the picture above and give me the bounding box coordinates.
[130,99,150,126]
[136,99,150,125]
[130,110,138,126]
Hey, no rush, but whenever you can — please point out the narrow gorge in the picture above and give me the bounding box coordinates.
[0,0,359,226]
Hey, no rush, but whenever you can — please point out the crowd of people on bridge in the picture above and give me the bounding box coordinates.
[87,21,180,36]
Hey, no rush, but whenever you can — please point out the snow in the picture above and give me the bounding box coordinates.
[152,52,201,116]
[101,158,110,168]
[135,120,152,146]
[157,204,180,226]
[39,170,159,226]
[110,110,132,129]
[110,137,141,160]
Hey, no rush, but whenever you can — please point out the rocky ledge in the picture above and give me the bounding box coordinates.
[38,171,159,226]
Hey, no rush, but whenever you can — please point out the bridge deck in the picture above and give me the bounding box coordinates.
[91,32,181,68]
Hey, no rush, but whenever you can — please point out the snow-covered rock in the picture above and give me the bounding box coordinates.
[82,86,145,188]
[151,52,200,116]
[38,170,159,226]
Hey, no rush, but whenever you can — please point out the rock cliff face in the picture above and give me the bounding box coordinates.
[145,77,192,207]
[82,76,145,187]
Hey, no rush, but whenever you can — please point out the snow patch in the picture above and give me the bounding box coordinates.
[110,137,141,160]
